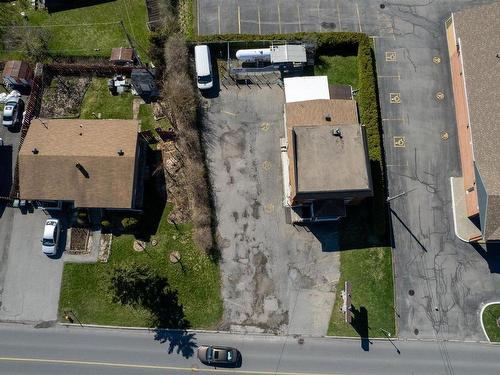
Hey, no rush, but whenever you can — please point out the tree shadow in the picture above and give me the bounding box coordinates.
[350,305,371,351]
[109,264,195,357]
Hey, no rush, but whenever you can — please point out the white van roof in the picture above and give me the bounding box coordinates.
[194,45,211,76]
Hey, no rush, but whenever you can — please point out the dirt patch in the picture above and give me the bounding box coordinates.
[68,228,90,254]
[40,76,91,118]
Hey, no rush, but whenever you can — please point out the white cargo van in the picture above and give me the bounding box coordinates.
[194,45,213,90]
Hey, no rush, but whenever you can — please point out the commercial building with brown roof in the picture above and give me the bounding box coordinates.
[19,119,142,209]
[445,2,500,241]
[283,99,372,222]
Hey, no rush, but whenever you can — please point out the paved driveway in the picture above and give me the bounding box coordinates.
[198,0,500,340]
[201,86,340,335]
[0,208,64,323]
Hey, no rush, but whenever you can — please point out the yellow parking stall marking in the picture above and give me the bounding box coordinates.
[385,51,397,61]
[433,56,441,64]
[277,1,282,33]
[393,136,406,148]
[355,3,362,32]
[389,92,401,104]
[222,110,236,116]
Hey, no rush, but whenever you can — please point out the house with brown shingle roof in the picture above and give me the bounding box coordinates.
[445,2,500,241]
[281,78,372,223]
[18,119,144,209]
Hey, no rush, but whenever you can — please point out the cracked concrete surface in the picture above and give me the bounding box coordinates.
[201,86,340,335]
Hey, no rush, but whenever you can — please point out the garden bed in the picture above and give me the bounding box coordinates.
[40,76,91,118]
[68,228,90,254]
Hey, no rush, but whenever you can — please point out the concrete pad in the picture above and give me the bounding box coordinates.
[450,177,482,242]
[287,289,335,336]
[0,209,64,323]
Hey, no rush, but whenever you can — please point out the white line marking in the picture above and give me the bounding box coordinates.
[317,1,321,32]
[297,2,301,32]
[197,0,200,35]
[336,0,342,31]
[277,1,282,33]
[355,3,362,32]
[238,6,241,34]
[218,5,221,34]
[258,6,261,35]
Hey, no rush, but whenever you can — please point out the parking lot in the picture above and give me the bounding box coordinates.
[201,85,340,335]
[197,0,395,36]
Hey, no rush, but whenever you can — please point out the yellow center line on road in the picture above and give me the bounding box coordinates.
[0,356,343,375]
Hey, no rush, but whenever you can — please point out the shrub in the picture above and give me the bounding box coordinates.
[121,217,139,231]
[100,219,111,229]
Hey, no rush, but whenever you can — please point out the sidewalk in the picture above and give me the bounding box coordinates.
[450,177,482,242]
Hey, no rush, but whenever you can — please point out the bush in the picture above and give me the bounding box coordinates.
[121,217,139,231]
[100,219,111,229]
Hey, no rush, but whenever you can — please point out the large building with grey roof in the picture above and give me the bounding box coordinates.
[446,2,500,241]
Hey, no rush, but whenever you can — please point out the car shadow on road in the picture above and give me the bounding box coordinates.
[350,305,372,351]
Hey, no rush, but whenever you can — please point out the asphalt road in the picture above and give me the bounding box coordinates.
[0,324,499,374]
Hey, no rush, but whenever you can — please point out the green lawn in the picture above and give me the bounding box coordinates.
[315,55,359,88]
[80,78,134,119]
[328,247,394,337]
[138,104,171,132]
[59,203,223,329]
[1,0,149,59]
[483,304,500,342]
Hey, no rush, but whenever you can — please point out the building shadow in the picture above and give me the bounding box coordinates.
[44,0,116,13]
[350,305,371,351]
[0,145,12,218]
[471,242,500,274]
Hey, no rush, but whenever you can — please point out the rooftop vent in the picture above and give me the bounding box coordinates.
[32,148,39,154]
[325,113,332,122]
[117,149,124,156]
[332,128,342,138]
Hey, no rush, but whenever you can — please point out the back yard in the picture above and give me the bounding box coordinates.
[0,0,149,60]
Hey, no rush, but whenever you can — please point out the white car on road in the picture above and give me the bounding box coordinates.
[42,219,60,256]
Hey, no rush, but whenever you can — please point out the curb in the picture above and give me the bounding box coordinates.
[479,302,500,342]
[450,177,470,243]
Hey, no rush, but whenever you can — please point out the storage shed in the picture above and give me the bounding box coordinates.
[2,61,33,90]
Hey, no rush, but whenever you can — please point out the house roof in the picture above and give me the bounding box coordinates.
[284,76,330,103]
[453,2,500,239]
[285,99,359,126]
[329,84,353,100]
[19,119,139,208]
[2,60,32,79]
[110,47,134,62]
[293,125,371,194]
[285,99,370,202]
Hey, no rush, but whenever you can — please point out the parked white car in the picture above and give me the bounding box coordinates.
[41,219,60,256]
